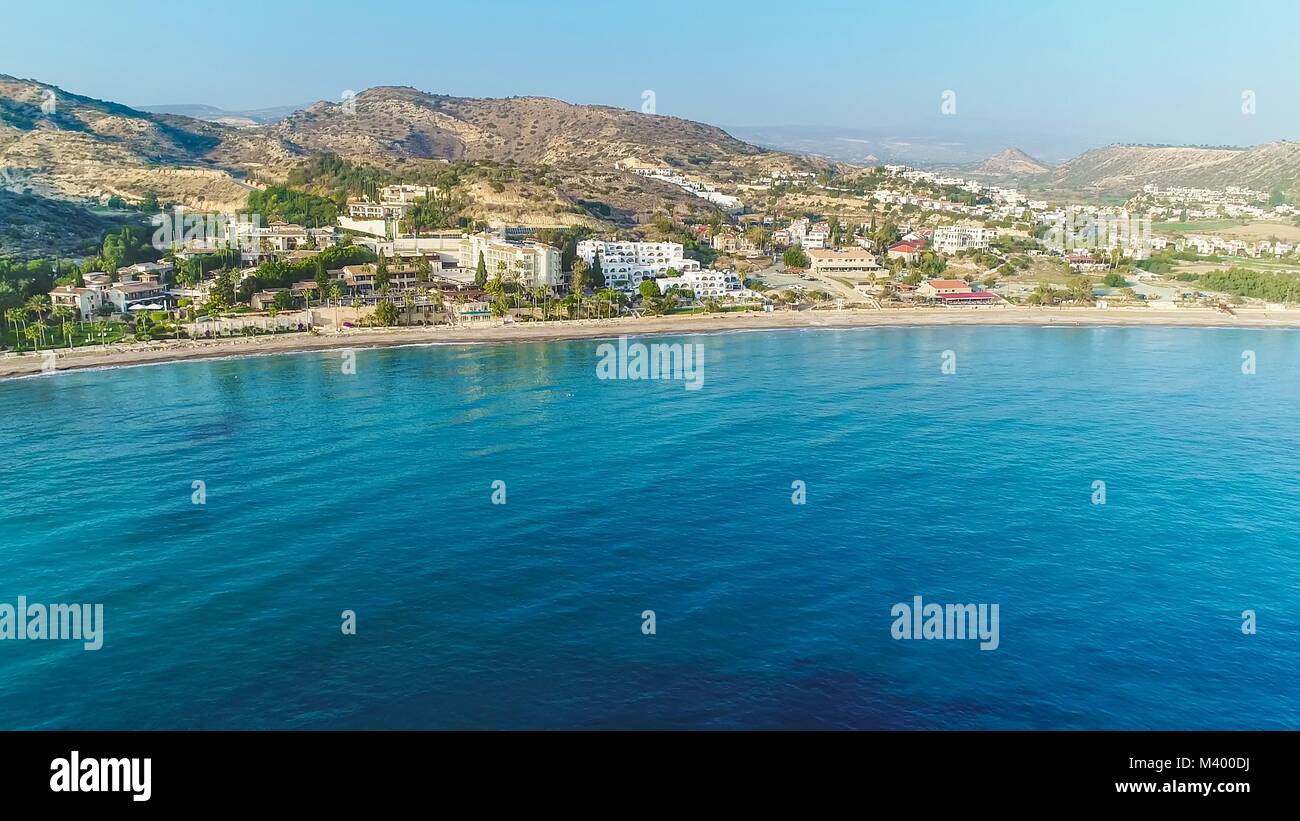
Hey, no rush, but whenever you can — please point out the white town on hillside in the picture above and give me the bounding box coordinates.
[20,148,1300,351]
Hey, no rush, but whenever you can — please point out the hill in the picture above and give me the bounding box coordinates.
[0,74,254,212]
[135,103,301,126]
[0,188,139,258]
[1040,142,1300,195]
[264,87,766,167]
[969,147,1050,178]
[1,77,819,236]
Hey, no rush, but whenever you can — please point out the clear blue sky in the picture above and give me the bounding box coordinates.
[3,0,1297,154]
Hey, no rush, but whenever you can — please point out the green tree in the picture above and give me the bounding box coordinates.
[783,247,810,269]
[570,259,590,318]
[314,257,331,297]
[272,289,295,311]
[475,253,488,287]
[373,299,400,326]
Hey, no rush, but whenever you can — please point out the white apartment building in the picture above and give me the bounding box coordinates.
[932,226,998,253]
[656,269,745,298]
[576,240,701,292]
[460,233,562,289]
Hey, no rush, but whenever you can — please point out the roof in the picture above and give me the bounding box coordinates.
[936,291,999,300]
[926,279,970,289]
[806,248,877,260]
[888,240,924,251]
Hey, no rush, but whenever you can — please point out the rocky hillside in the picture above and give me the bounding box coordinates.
[0,188,138,258]
[0,74,253,211]
[1039,142,1300,195]
[1,77,820,232]
[263,86,767,167]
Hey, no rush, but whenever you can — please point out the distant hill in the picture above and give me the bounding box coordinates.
[136,102,302,126]
[969,147,1050,178]
[264,86,770,167]
[1042,142,1300,195]
[728,125,1006,166]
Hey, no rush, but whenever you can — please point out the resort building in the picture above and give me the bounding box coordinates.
[916,279,972,298]
[341,264,425,293]
[459,233,562,289]
[931,290,1001,305]
[576,240,701,292]
[227,221,338,263]
[106,281,169,313]
[655,269,746,298]
[806,248,884,277]
[346,185,434,220]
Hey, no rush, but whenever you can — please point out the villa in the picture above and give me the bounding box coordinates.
[48,285,104,321]
[887,239,925,263]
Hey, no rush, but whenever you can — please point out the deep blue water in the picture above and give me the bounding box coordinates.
[1,326,1298,729]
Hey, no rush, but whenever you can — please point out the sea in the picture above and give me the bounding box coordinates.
[0,325,1297,729]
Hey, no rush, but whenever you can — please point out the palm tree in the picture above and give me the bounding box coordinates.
[24,325,40,351]
[329,282,343,330]
[53,305,75,348]
[4,307,24,350]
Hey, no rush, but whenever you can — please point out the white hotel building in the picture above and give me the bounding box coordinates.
[656,269,746,298]
[576,240,701,292]
[459,233,562,289]
[932,226,999,253]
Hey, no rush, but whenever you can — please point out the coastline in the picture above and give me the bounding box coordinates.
[3,306,1297,380]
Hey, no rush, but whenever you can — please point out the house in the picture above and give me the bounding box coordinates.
[119,261,175,281]
[250,290,288,311]
[887,239,925,263]
[916,279,972,299]
[228,220,339,263]
[346,185,434,220]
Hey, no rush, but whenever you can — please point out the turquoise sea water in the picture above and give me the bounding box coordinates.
[0,326,1298,729]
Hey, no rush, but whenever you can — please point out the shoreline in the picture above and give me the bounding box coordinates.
[4,306,1298,380]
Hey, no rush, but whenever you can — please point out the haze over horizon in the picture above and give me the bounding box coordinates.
[4,0,1299,162]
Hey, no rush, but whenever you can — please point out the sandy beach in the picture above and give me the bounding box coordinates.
[3,306,1298,380]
